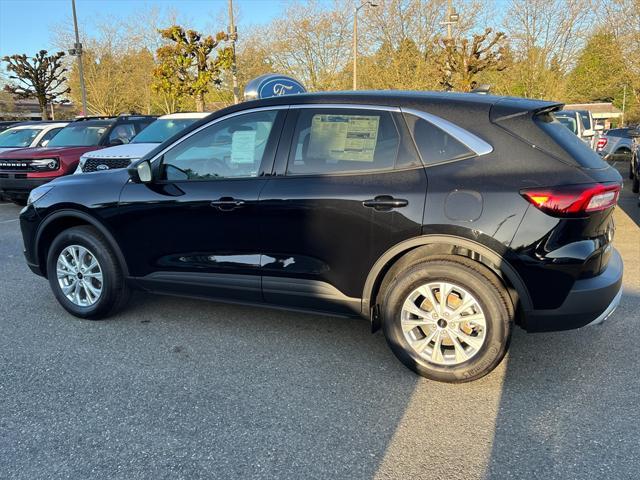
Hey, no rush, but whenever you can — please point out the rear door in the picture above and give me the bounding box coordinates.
[258,105,427,315]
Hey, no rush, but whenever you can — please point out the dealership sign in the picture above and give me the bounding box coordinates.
[244,74,306,101]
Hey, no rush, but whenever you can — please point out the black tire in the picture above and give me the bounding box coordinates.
[382,256,513,383]
[629,162,634,180]
[46,225,130,319]
[633,174,639,193]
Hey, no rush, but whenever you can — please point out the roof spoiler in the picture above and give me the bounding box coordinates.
[490,98,564,123]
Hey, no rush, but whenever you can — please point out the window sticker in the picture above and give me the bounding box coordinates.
[231,130,257,164]
[308,114,380,162]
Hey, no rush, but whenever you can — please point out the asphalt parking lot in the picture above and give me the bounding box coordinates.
[1,167,639,480]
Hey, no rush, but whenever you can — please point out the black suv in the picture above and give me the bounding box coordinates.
[19,92,623,382]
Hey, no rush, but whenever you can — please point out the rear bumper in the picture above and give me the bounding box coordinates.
[0,176,55,198]
[523,248,623,332]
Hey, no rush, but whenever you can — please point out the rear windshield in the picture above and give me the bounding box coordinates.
[535,112,607,169]
[0,127,42,147]
[47,121,111,147]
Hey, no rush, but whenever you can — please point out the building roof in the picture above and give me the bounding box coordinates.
[565,102,622,114]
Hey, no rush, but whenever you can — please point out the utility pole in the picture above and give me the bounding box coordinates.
[447,0,452,40]
[621,84,627,127]
[228,0,239,104]
[352,1,378,91]
[70,0,88,116]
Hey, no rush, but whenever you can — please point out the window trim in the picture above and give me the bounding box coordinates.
[284,105,402,177]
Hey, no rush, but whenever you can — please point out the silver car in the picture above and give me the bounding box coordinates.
[597,127,636,160]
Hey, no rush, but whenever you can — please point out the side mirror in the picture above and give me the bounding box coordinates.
[128,159,153,183]
[110,138,124,146]
[40,139,50,147]
[594,124,604,132]
[582,129,595,138]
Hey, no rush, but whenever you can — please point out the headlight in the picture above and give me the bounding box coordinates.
[30,158,59,171]
[27,186,54,206]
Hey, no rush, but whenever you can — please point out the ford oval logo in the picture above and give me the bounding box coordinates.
[96,164,109,171]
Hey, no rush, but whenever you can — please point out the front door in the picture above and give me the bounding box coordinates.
[258,106,428,315]
[114,108,286,302]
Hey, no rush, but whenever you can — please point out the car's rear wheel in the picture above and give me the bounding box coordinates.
[47,225,130,319]
[382,256,512,383]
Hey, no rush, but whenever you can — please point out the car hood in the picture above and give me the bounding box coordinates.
[0,146,101,159]
[48,165,131,188]
[0,147,22,155]
[81,143,159,160]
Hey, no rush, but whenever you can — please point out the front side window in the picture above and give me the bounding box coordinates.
[288,109,399,175]
[162,110,278,181]
[47,122,111,147]
[108,123,137,144]
[403,114,474,165]
[0,127,42,148]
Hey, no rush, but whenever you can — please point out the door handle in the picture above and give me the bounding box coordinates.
[363,195,408,211]
[210,197,246,211]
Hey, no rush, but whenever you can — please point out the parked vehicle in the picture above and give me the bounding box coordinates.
[629,131,640,193]
[0,115,155,204]
[554,110,597,147]
[0,122,68,155]
[0,121,22,132]
[574,109,602,149]
[75,112,210,174]
[20,92,623,382]
[597,127,636,161]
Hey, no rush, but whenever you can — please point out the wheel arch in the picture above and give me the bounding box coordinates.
[362,235,532,329]
[35,209,129,278]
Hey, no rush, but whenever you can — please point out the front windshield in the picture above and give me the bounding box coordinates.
[132,118,200,144]
[47,123,110,147]
[0,127,42,147]
[555,115,577,135]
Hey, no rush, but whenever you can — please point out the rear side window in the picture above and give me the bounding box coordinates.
[403,114,474,165]
[287,109,399,175]
[607,129,630,138]
[535,113,607,169]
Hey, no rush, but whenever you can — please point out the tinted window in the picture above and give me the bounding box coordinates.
[38,128,63,146]
[403,114,474,165]
[288,109,399,175]
[162,110,277,180]
[555,114,578,134]
[535,113,607,169]
[607,128,631,138]
[47,122,111,147]
[0,127,42,147]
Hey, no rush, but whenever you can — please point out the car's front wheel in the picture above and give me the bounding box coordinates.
[47,225,130,319]
[382,256,513,383]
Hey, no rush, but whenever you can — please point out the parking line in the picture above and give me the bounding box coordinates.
[0,219,18,224]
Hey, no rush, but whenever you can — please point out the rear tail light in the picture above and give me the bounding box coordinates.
[596,137,608,151]
[521,183,620,217]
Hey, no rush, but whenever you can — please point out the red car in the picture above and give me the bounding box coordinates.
[0,115,155,204]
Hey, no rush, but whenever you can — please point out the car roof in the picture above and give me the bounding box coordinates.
[159,112,211,120]
[3,122,68,131]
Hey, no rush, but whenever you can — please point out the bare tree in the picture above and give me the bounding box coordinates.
[2,50,69,120]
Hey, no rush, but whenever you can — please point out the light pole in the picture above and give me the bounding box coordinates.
[70,0,88,116]
[227,0,239,104]
[621,84,627,127]
[439,0,460,41]
[352,1,378,91]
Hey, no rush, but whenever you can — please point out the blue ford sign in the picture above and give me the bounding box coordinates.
[244,74,306,101]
